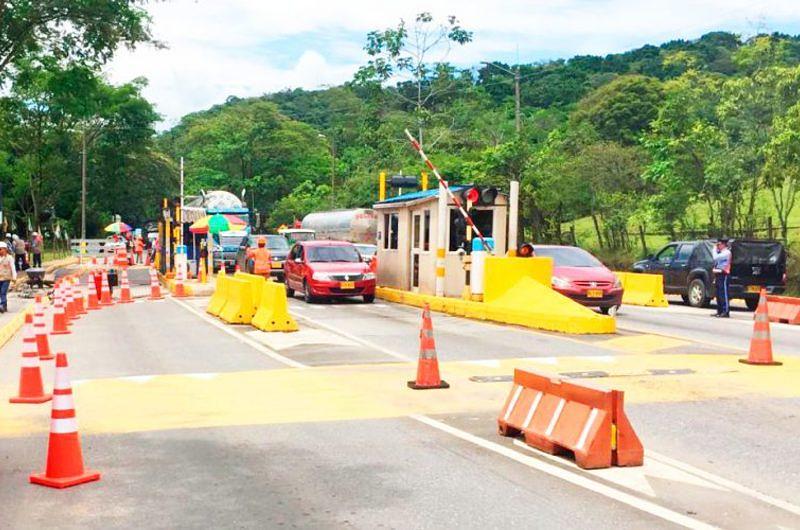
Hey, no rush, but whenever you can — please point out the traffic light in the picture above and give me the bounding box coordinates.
[517,243,535,257]
[460,186,498,206]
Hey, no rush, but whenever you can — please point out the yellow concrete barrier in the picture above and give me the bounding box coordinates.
[219,278,256,324]
[484,257,554,302]
[252,281,298,332]
[207,271,229,316]
[234,272,266,317]
[375,276,615,335]
[617,272,669,307]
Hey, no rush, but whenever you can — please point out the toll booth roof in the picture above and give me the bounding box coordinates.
[375,185,468,206]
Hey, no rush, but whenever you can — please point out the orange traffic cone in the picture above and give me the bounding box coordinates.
[144,251,151,266]
[10,318,52,404]
[99,271,114,306]
[173,263,187,298]
[30,352,101,488]
[73,278,87,315]
[64,278,78,320]
[51,284,71,336]
[118,269,133,303]
[740,289,782,366]
[86,275,101,310]
[148,267,163,300]
[407,303,449,390]
[34,296,54,361]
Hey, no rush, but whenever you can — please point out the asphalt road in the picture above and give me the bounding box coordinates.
[0,287,798,529]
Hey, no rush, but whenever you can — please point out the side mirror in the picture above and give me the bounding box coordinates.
[646,254,655,261]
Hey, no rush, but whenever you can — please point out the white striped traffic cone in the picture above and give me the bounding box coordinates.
[30,352,101,488]
[10,316,52,404]
[34,295,54,361]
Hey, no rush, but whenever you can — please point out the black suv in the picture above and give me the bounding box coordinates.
[633,239,786,310]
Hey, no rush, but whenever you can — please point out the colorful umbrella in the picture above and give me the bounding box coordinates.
[104,221,132,233]
[188,214,246,235]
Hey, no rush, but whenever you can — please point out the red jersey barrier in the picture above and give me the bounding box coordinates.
[498,368,643,469]
[765,295,800,325]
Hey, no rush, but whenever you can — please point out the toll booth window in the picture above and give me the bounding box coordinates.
[413,214,421,249]
[449,209,493,251]
[423,210,431,251]
[383,213,398,250]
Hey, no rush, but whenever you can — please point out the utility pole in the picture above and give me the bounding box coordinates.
[482,61,521,135]
[80,131,87,263]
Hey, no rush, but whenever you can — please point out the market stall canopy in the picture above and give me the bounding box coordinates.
[104,221,132,233]
[189,214,246,234]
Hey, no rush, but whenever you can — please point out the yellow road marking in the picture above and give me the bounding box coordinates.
[597,334,691,354]
[0,354,798,438]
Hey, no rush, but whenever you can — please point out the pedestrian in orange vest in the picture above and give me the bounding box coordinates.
[246,237,272,277]
[134,236,144,264]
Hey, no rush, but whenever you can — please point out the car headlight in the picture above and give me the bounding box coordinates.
[312,272,333,281]
[551,276,572,289]
[363,272,376,280]
[613,275,622,289]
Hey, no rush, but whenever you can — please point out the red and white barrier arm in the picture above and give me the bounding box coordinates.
[404,129,492,252]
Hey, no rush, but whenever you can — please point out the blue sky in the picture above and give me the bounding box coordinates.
[105,0,800,129]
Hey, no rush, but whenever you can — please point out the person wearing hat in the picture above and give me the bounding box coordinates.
[711,237,732,318]
[0,242,17,313]
[30,231,42,268]
[246,236,272,278]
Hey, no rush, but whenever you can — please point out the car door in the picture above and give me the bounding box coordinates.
[651,244,678,288]
[286,244,301,289]
[668,243,694,290]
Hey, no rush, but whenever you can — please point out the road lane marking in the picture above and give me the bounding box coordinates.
[409,414,717,530]
[169,297,308,369]
[647,450,800,516]
[290,310,414,362]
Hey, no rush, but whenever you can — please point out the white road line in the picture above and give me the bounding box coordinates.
[290,310,414,362]
[408,414,717,530]
[647,450,800,516]
[169,297,308,369]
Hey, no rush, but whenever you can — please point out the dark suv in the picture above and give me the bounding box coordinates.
[633,239,786,310]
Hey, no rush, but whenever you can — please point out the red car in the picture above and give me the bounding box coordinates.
[532,245,623,315]
[284,240,376,303]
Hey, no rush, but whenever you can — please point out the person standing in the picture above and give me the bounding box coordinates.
[246,237,272,278]
[12,234,27,271]
[711,237,732,318]
[134,236,144,264]
[30,232,42,268]
[0,242,17,313]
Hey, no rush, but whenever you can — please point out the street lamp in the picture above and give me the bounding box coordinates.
[318,133,336,209]
[481,61,521,135]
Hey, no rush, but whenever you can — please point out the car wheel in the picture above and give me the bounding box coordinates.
[363,294,375,304]
[745,297,759,311]
[285,282,294,298]
[687,278,710,308]
[303,281,316,303]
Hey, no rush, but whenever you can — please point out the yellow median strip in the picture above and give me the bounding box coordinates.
[0,354,798,438]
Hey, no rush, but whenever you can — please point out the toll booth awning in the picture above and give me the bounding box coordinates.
[374,186,468,208]
[181,206,207,223]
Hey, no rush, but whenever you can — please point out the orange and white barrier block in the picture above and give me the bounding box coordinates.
[30,352,101,488]
[765,294,800,325]
[498,368,643,469]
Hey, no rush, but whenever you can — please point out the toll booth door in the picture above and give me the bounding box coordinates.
[411,213,422,292]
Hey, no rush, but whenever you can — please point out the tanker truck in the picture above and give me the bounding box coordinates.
[301,209,378,244]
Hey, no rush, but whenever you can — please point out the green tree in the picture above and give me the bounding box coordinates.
[764,101,800,241]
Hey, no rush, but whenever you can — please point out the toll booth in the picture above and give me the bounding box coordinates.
[373,186,508,297]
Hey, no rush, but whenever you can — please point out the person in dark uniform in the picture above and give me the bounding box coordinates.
[711,237,732,318]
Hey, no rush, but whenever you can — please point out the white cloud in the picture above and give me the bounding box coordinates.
[105,0,800,128]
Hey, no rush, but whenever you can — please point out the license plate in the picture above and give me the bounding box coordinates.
[340,281,355,289]
[746,285,761,293]
[586,289,603,298]
[271,261,282,269]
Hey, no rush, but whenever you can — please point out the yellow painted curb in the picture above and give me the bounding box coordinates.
[0,303,34,350]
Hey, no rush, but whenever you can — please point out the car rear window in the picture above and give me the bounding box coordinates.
[732,241,784,265]
[249,235,289,250]
[306,245,360,263]
[532,247,603,267]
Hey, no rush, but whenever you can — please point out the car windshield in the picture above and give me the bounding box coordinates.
[533,247,603,267]
[306,245,360,263]
[249,235,289,250]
